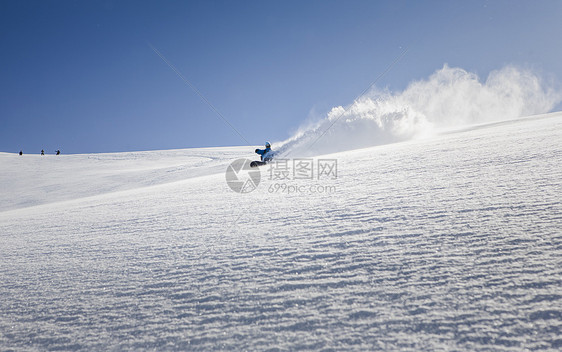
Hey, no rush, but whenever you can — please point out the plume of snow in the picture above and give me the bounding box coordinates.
[278,65,560,157]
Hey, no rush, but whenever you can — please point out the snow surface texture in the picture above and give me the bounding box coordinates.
[1,113,561,351]
[278,65,561,157]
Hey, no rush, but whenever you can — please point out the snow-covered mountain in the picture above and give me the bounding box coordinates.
[1,112,561,350]
[0,147,250,212]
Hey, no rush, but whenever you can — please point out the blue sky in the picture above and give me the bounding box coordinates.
[1,0,561,154]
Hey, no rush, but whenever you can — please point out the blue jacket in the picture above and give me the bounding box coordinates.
[255,147,273,161]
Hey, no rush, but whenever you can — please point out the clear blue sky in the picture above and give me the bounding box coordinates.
[1,0,561,154]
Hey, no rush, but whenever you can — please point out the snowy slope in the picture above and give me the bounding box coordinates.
[1,113,561,351]
[0,147,249,212]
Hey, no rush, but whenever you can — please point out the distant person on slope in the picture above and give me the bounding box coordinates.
[255,141,273,162]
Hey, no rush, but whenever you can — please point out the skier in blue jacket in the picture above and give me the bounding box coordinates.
[255,141,273,162]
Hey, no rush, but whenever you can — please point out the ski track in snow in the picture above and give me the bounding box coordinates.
[0,113,561,351]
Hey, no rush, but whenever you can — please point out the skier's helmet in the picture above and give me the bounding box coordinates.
[265,141,271,148]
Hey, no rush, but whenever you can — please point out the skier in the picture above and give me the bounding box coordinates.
[251,141,273,167]
[19,150,23,156]
[41,150,44,156]
[256,141,273,161]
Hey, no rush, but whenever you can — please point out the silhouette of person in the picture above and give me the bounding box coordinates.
[19,150,23,156]
[41,150,44,155]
